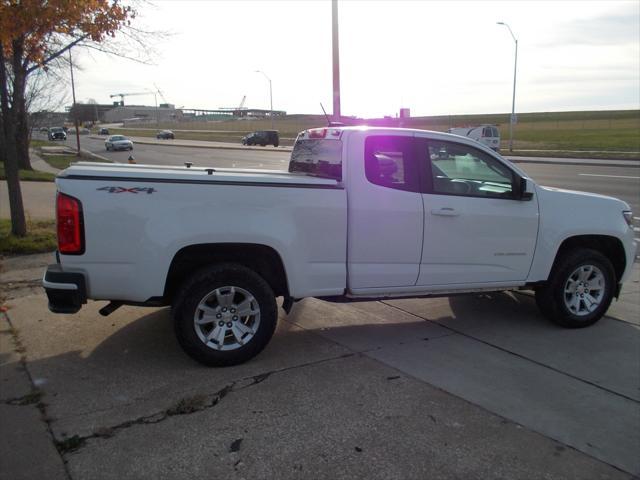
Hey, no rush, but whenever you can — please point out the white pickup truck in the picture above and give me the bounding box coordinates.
[43,127,636,366]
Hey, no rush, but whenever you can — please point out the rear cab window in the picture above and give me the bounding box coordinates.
[289,129,343,181]
[364,135,420,192]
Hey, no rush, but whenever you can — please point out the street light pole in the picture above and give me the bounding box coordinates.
[497,21,518,152]
[255,70,273,129]
[331,0,341,121]
[68,48,81,156]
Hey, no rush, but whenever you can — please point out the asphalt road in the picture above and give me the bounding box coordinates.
[60,134,640,215]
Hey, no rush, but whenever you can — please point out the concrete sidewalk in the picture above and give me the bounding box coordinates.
[30,149,61,174]
[1,254,638,479]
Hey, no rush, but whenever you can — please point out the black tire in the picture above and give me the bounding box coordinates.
[273,141,279,148]
[535,248,615,328]
[106,145,110,151]
[129,146,133,151]
[173,263,278,366]
[260,143,266,147]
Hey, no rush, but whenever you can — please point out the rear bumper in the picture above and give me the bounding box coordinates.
[42,264,87,314]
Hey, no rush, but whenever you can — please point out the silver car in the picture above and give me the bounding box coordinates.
[105,135,133,151]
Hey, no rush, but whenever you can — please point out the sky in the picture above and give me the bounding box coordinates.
[68,0,640,118]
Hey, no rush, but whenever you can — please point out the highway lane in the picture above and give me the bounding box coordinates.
[55,134,640,215]
[62,134,290,169]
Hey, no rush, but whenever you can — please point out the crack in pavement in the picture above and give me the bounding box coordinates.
[54,352,355,455]
[2,311,75,480]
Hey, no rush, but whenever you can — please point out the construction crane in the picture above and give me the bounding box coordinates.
[153,83,170,106]
[109,92,153,106]
[219,95,248,111]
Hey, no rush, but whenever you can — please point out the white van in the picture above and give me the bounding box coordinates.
[448,125,501,151]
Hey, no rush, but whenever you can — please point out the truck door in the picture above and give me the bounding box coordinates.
[416,137,538,286]
[346,132,424,289]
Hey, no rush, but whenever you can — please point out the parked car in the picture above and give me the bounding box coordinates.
[105,135,133,151]
[39,127,49,133]
[43,126,636,366]
[99,128,110,135]
[241,130,279,147]
[48,127,67,141]
[156,130,175,140]
[448,125,501,151]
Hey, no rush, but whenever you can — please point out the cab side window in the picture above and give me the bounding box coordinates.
[426,140,515,198]
[365,136,420,192]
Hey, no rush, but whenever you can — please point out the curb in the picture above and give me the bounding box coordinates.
[79,149,111,163]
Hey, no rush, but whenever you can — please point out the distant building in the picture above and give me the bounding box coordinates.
[30,110,67,128]
[104,105,182,124]
[181,108,286,121]
[67,103,116,124]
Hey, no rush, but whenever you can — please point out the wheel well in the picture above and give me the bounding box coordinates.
[164,243,289,301]
[553,235,626,282]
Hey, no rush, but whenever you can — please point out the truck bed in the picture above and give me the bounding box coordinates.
[56,162,348,302]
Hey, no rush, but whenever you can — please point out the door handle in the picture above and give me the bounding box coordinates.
[431,208,459,217]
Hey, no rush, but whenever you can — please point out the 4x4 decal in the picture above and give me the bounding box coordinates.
[97,186,156,194]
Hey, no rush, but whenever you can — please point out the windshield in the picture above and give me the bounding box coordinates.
[288,139,343,181]
[111,136,126,141]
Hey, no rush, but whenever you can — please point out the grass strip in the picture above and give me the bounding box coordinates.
[0,219,56,255]
[0,162,56,182]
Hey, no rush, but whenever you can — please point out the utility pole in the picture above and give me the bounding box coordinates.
[332,0,341,121]
[255,70,273,129]
[69,48,81,156]
[497,22,518,152]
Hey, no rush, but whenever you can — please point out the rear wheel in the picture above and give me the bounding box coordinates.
[535,248,615,328]
[173,264,278,366]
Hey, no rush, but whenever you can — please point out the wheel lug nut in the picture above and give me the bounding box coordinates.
[233,316,238,321]
[226,322,232,328]
[216,313,222,319]
[222,308,227,312]
[218,321,225,327]
[230,308,236,313]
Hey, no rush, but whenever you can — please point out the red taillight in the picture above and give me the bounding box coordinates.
[57,192,84,255]
[308,128,327,139]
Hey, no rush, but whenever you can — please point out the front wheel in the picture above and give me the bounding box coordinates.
[535,248,615,328]
[173,264,278,366]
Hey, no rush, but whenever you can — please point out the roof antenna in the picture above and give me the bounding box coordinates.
[320,102,345,127]
[320,102,330,126]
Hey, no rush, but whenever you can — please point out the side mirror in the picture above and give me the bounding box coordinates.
[519,177,534,201]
